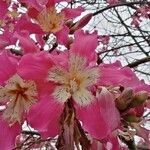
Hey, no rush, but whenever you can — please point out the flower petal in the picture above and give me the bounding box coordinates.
[20,0,43,11]
[0,52,17,85]
[73,89,94,106]
[28,95,64,138]
[0,1,8,20]
[70,30,98,63]
[15,15,43,34]
[99,61,150,93]
[62,6,84,19]
[76,88,120,140]
[55,25,69,45]
[0,116,21,150]
[18,52,53,81]
[13,32,40,54]
[53,85,71,103]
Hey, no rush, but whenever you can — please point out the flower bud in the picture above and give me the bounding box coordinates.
[115,88,133,111]
[130,91,148,108]
[124,114,141,123]
[70,13,93,34]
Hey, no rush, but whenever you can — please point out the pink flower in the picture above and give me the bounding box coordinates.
[27,30,120,140]
[26,0,83,33]
[25,0,84,45]
[0,51,53,149]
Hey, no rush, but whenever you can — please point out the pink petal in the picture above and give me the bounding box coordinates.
[0,36,10,49]
[46,0,55,7]
[62,6,84,19]
[0,52,17,85]
[50,51,69,68]
[76,88,120,140]
[28,7,40,19]
[55,25,69,45]
[0,1,8,20]
[0,116,21,150]
[15,15,43,34]
[20,0,43,11]
[98,61,135,86]
[28,95,64,138]
[104,133,120,150]
[98,61,150,93]
[70,30,98,63]
[35,34,45,48]
[13,32,40,54]
[0,30,17,49]
[36,0,48,5]
[17,52,54,81]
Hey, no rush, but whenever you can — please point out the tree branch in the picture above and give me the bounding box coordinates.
[127,56,150,68]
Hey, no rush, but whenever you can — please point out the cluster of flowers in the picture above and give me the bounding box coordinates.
[0,0,149,149]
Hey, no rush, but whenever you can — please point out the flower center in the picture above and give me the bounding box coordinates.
[37,7,64,33]
[0,74,37,125]
[69,79,79,94]
[48,55,99,106]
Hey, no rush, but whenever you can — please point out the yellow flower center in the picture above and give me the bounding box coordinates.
[48,55,99,106]
[0,74,37,125]
[37,7,64,33]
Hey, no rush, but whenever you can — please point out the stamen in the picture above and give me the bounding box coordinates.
[37,7,64,33]
[48,55,99,106]
[0,74,37,125]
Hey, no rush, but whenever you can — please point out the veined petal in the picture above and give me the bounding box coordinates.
[53,85,71,103]
[20,0,43,11]
[48,66,69,84]
[13,32,40,54]
[76,88,120,140]
[80,67,100,88]
[99,61,150,93]
[70,30,98,63]
[14,15,43,34]
[0,116,21,150]
[62,6,84,19]
[73,88,94,106]
[0,52,17,85]
[18,52,53,81]
[28,95,64,138]
[0,1,8,20]
[55,25,69,45]
[69,54,87,74]
[96,88,120,133]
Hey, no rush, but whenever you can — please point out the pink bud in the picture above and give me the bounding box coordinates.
[70,13,93,33]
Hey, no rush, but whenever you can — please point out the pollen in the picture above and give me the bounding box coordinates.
[37,7,64,33]
[48,55,100,106]
[0,74,37,125]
